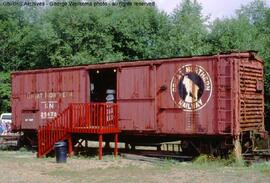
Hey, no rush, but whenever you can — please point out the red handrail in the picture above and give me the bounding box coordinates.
[37,106,70,157]
[69,103,118,132]
[37,103,119,157]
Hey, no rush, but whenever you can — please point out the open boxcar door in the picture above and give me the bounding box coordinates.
[117,65,156,132]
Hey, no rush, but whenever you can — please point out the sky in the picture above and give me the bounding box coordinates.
[154,0,270,20]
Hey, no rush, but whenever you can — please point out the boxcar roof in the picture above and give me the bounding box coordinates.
[12,50,262,75]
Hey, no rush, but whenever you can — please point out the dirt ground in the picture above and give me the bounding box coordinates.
[0,150,270,183]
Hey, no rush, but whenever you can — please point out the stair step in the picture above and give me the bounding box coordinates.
[38,103,119,158]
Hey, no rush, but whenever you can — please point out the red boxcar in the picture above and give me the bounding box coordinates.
[12,51,265,155]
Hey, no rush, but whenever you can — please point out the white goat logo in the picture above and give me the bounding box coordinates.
[182,75,199,103]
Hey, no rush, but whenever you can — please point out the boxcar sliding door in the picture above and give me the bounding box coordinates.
[117,65,156,132]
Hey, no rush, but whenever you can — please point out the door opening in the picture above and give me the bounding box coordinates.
[90,69,117,103]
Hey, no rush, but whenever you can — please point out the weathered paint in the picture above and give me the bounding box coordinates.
[12,69,89,130]
[154,58,216,135]
[12,51,265,138]
[117,66,156,131]
[238,58,264,132]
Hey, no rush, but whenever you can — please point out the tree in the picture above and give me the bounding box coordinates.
[208,16,260,53]
[104,3,171,60]
[168,0,210,56]
[0,72,11,113]
[0,5,28,71]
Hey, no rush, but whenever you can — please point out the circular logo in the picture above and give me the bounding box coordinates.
[170,64,212,111]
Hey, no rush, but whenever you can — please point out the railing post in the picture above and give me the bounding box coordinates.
[99,134,103,160]
[86,103,90,127]
[68,134,73,156]
[69,104,73,130]
[116,105,118,129]
[100,105,103,131]
[37,128,40,158]
[114,133,118,158]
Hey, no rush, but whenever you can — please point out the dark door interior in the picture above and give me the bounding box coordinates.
[89,68,117,102]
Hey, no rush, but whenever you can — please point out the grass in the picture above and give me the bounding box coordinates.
[46,168,83,177]
[155,158,180,172]
[250,162,270,176]
[0,150,270,183]
[190,154,270,179]
[192,154,246,167]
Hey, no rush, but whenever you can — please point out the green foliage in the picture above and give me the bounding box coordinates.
[169,0,211,56]
[193,154,245,167]
[209,17,258,52]
[0,0,269,121]
[105,4,171,60]
[208,0,268,54]
[0,72,11,113]
[43,5,115,66]
[0,5,28,70]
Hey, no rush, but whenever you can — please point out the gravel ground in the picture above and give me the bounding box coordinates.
[0,151,270,183]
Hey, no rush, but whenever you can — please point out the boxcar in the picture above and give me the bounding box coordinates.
[12,51,265,155]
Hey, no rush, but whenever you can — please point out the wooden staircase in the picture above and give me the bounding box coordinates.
[37,103,119,159]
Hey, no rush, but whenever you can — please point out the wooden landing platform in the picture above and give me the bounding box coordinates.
[70,127,119,134]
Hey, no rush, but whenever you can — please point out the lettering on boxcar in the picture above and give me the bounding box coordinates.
[41,101,57,110]
[40,111,57,119]
[25,91,73,120]
[40,101,58,119]
[26,91,73,100]
[170,64,212,111]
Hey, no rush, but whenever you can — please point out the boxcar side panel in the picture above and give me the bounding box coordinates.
[156,58,219,135]
[117,66,156,131]
[12,69,88,131]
